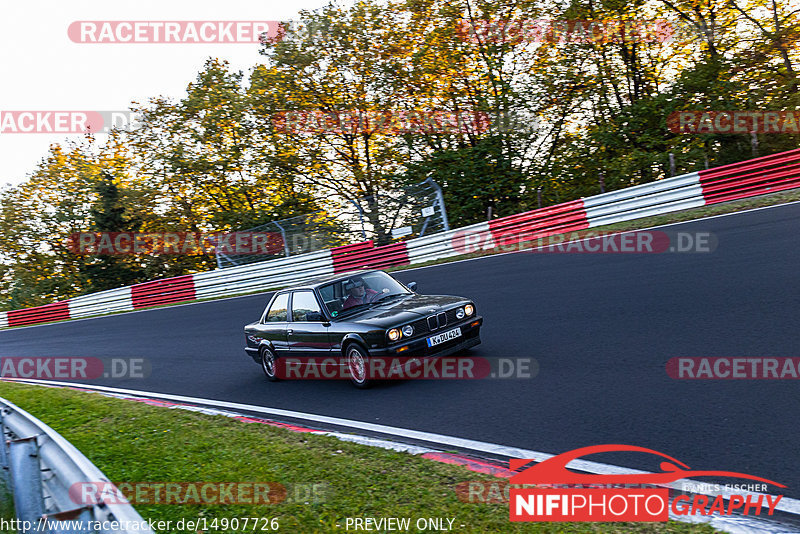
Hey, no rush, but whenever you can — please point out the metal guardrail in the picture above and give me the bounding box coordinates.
[68,287,138,320]
[700,148,800,204]
[582,172,705,226]
[4,147,800,328]
[0,396,154,534]
[193,249,335,300]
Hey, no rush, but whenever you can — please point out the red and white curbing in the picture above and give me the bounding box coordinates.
[3,148,800,329]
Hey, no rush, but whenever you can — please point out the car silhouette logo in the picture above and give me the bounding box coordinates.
[509,444,785,487]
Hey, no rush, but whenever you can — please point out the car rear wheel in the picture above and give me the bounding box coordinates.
[261,347,279,381]
[346,344,372,389]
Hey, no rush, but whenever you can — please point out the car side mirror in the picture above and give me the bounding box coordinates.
[306,312,324,321]
[407,281,417,292]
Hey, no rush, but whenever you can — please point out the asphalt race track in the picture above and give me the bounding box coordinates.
[2,203,799,497]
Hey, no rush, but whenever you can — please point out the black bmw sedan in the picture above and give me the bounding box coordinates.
[244,269,482,388]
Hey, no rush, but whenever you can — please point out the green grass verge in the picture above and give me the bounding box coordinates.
[0,382,715,534]
[4,188,799,330]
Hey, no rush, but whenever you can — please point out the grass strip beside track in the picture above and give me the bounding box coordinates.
[0,382,715,534]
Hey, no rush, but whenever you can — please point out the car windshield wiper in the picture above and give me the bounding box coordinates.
[368,292,408,306]
[336,293,409,316]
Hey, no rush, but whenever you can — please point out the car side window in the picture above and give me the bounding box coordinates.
[291,291,322,322]
[265,293,289,322]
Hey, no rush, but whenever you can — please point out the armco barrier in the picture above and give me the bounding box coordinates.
[131,275,196,309]
[192,248,334,300]
[407,223,491,263]
[68,285,134,319]
[699,148,800,204]
[0,395,154,534]
[331,241,410,273]
[583,172,705,227]
[7,301,71,328]
[489,199,588,244]
[2,147,800,328]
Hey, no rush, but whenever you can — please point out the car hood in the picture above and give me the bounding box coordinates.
[336,294,469,327]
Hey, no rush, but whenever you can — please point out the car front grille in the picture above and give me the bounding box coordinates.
[411,317,429,335]
[445,308,459,324]
[410,308,464,336]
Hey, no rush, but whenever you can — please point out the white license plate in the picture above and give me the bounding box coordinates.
[427,327,462,347]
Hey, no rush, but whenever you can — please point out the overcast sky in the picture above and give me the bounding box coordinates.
[0,0,336,188]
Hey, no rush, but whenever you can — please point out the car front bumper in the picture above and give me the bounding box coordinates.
[372,315,482,359]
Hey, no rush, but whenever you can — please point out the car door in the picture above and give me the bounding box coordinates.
[253,292,290,357]
[287,290,332,359]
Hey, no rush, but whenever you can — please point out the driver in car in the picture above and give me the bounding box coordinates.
[342,276,379,309]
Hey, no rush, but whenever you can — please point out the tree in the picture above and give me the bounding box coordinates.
[77,171,146,292]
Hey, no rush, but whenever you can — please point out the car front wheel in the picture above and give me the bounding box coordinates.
[261,347,279,382]
[346,344,372,389]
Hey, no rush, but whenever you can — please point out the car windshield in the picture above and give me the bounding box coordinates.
[319,271,410,317]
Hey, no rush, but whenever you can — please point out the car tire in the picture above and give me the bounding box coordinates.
[260,346,279,382]
[346,343,372,389]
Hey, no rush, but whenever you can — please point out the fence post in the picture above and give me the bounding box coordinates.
[669,152,676,177]
[422,176,450,232]
[273,221,291,257]
[424,177,450,232]
[346,199,368,240]
[537,187,542,209]
[9,436,44,531]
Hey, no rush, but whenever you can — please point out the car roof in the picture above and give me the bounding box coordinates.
[282,269,378,291]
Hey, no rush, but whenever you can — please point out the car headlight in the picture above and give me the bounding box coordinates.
[402,325,414,337]
[455,308,465,320]
[388,328,401,341]
[464,304,475,316]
